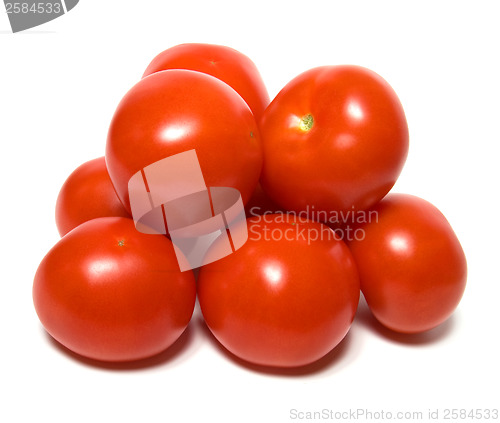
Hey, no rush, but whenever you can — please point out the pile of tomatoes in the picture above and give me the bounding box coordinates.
[33,43,467,368]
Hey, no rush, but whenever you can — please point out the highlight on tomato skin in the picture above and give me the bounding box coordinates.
[197,214,360,368]
[33,217,197,363]
[346,193,467,334]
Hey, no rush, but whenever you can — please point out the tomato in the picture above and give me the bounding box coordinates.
[198,214,360,368]
[347,194,467,333]
[244,182,283,217]
[259,65,409,217]
[142,43,270,121]
[106,69,262,215]
[33,217,196,362]
[55,157,129,237]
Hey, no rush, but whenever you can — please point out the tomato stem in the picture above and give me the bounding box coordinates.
[299,114,314,132]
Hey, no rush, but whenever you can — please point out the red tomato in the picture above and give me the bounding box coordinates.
[259,65,409,217]
[198,215,360,368]
[106,69,262,214]
[347,194,467,333]
[244,182,283,217]
[55,157,129,237]
[142,43,270,121]
[33,217,196,362]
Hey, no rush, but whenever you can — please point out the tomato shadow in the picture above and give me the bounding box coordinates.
[354,294,457,346]
[42,318,199,371]
[193,313,357,377]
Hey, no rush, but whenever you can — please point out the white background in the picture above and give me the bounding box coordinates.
[1,1,499,422]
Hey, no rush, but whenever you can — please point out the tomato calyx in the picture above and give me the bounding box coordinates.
[298,114,314,132]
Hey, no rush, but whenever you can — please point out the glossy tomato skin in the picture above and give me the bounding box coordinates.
[33,217,196,362]
[142,43,270,121]
[198,215,360,368]
[347,194,467,334]
[106,69,262,214]
[260,65,409,216]
[55,157,129,237]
